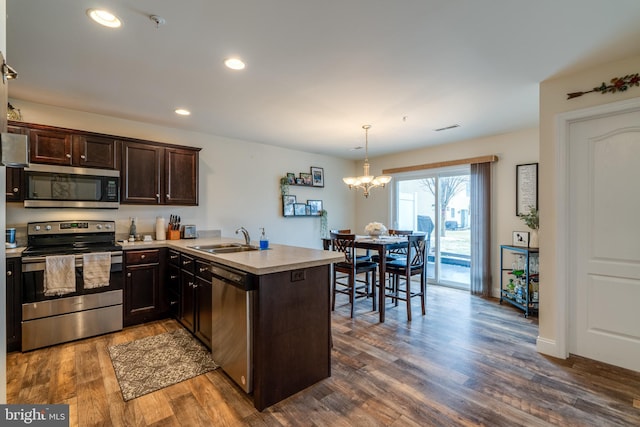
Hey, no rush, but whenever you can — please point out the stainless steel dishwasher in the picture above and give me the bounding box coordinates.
[210,263,255,393]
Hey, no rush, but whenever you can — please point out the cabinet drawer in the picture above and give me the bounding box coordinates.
[125,249,160,265]
[181,254,195,273]
[195,259,211,281]
[168,250,181,266]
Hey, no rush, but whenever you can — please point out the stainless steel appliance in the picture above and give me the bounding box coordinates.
[1,132,29,167]
[181,224,197,239]
[24,164,119,208]
[21,220,123,351]
[211,263,255,393]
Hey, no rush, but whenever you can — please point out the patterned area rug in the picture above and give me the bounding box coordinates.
[108,328,218,401]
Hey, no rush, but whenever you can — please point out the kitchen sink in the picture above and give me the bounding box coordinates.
[189,243,260,254]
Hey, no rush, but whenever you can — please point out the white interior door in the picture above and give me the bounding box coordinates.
[568,107,640,372]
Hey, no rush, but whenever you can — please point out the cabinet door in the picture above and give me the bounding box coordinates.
[195,275,212,349]
[124,263,160,326]
[29,128,73,165]
[165,148,199,205]
[6,259,22,352]
[73,135,117,169]
[121,141,162,204]
[167,264,181,318]
[180,271,196,332]
[5,167,23,201]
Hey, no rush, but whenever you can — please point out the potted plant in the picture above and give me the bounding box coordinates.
[519,206,539,247]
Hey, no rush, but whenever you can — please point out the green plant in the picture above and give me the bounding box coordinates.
[519,206,539,230]
[280,176,290,196]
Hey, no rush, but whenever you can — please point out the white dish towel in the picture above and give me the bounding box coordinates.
[83,252,111,289]
[44,255,77,296]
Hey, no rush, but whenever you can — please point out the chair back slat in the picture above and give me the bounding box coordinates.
[330,232,357,264]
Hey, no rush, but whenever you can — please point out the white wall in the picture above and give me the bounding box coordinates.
[538,54,640,358]
[6,100,358,249]
[353,127,540,297]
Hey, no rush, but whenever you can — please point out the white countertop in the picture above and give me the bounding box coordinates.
[119,237,343,275]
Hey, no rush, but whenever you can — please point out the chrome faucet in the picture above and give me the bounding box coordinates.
[235,227,251,245]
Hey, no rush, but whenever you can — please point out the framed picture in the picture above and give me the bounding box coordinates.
[282,195,296,217]
[295,178,304,185]
[512,231,530,247]
[293,203,307,216]
[516,163,538,216]
[286,172,296,184]
[300,172,312,186]
[307,199,323,215]
[310,166,324,187]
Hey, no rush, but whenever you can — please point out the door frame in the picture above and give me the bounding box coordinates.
[547,96,640,360]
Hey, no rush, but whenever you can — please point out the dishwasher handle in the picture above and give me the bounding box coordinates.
[210,264,254,290]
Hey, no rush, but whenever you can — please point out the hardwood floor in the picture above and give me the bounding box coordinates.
[7,285,640,426]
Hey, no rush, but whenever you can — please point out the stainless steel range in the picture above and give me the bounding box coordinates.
[21,220,123,351]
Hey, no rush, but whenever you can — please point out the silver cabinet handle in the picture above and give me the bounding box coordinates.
[12,187,18,193]
[66,153,71,158]
[80,154,86,160]
[199,267,207,273]
[141,254,146,259]
[127,272,132,277]
[170,275,178,279]
[166,194,171,199]
[7,270,12,276]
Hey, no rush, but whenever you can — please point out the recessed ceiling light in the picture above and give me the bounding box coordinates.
[87,9,122,28]
[224,58,246,70]
[175,109,191,116]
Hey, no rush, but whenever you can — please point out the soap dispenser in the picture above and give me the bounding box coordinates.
[259,227,269,250]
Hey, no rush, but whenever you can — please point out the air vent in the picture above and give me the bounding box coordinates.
[434,124,460,132]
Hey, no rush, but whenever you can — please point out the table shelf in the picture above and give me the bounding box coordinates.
[499,245,539,318]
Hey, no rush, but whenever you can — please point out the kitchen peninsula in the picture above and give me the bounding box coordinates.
[120,237,343,411]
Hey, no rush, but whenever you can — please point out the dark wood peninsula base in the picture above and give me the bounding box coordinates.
[253,264,331,411]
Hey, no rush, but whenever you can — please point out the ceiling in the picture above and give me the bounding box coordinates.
[6,1,640,159]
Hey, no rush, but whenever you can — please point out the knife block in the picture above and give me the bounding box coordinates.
[167,229,181,240]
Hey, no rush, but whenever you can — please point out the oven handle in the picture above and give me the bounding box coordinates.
[22,253,123,273]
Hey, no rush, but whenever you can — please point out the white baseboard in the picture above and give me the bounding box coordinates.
[536,336,567,360]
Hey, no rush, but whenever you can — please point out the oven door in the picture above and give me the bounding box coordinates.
[21,252,123,303]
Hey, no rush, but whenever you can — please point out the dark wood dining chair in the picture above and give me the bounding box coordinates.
[371,229,413,264]
[383,233,427,321]
[329,229,370,261]
[330,232,378,318]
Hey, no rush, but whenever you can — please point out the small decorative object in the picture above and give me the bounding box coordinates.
[512,231,530,247]
[7,103,22,121]
[310,166,324,187]
[365,221,387,237]
[286,173,296,184]
[294,203,307,216]
[567,72,639,99]
[295,178,304,185]
[300,172,312,186]
[307,200,323,215]
[519,206,539,247]
[283,195,296,216]
[280,176,290,196]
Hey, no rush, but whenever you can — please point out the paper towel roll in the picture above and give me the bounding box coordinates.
[155,217,166,241]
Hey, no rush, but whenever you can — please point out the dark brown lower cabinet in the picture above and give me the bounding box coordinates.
[178,255,212,349]
[6,258,22,352]
[123,248,167,326]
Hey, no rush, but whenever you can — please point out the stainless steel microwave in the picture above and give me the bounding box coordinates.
[24,164,120,209]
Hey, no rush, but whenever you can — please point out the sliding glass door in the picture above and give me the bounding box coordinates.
[392,166,470,289]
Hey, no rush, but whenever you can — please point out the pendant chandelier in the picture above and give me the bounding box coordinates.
[343,125,392,198]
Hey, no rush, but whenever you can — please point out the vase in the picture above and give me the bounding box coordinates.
[368,230,382,237]
[529,229,539,248]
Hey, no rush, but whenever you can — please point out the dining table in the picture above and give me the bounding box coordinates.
[323,234,408,322]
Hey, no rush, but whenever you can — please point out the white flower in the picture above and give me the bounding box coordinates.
[365,222,387,234]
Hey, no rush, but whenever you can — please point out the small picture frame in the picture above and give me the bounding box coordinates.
[295,178,304,185]
[283,195,297,217]
[307,199,323,215]
[310,166,324,187]
[294,203,307,216]
[300,172,312,186]
[286,172,296,184]
[512,231,530,247]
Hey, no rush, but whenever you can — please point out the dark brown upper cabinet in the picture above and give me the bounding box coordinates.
[121,140,199,206]
[28,127,117,169]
